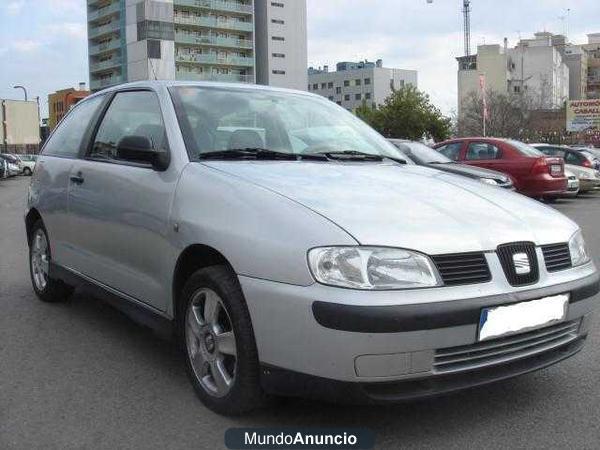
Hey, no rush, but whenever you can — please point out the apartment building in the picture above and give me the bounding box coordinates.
[457,33,570,114]
[87,0,307,91]
[48,84,90,130]
[254,0,307,90]
[582,33,600,99]
[307,60,418,111]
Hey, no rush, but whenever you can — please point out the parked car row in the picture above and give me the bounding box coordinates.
[424,138,599,200]
[0,153,37,178]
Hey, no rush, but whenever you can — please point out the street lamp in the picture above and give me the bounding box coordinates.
[13,85,28,101]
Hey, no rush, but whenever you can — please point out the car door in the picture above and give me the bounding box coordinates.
[66,89,179,311]
[29,95,106,268]
[464,141,502,170]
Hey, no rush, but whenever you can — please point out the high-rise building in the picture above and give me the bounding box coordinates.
[254,0,307,90]
[582,33,600,99]
[307,59,418,112]
[87,0,307,92]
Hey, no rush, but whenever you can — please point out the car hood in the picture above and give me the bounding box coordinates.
[425,162,510,182]
[204,161,578,254]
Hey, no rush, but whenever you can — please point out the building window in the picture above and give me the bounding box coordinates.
[335,86,341,94]
[328,96,334,101]
[308,84,311,90]
[344,94,350,101]
[137,20,174,41]
[271,19,284,24]
[272,53,285,58]
[355,79,361,86]
[272,36,285,41]
[272,70,285,75]
[364,78,371,85]
[344,80,350,87]
[321,83,326,89]
[271,1,284,7]
[355,93,361,100]
[336,101,342,105]
[365,92,371,99]
[147,40,161,59]
[312,83,318,90]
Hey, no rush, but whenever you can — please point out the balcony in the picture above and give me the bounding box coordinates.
[174,15,254,32]
[89,21,120,39]
[89,39,121,55]
[176,70,254,83]
[90,57,122,73]
[176,53,254,67]
[175,32,253,49]
[174,0,253,15]
[88,2,120,22]
[90,74,124,91]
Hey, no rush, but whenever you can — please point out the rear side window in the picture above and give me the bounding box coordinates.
[89,91,167,162]
[466,142,501,160]
[43,96,104,158]
[437,143,462,161]
[565,152,583,165]
[538,146,565,157]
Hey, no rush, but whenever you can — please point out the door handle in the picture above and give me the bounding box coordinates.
[70,173,84,185]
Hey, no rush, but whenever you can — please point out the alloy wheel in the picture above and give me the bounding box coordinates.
[185,288,237,398]
[31,229,49,291]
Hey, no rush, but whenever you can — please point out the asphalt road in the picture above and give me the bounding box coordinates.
[2,175,600,450]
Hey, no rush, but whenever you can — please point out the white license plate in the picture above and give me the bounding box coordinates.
[551,165,562,175]
[478,294,569,341]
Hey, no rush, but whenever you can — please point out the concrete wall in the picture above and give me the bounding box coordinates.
[0,100,40,145]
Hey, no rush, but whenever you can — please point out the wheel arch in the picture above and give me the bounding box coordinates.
[172,244,235,321]
[25,208,43,245]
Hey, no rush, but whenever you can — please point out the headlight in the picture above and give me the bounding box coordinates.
[569,230,591,267]
[308,247,441,290]
[480,178,499,186]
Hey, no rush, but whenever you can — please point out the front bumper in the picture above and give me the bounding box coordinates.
[241,257,599,400]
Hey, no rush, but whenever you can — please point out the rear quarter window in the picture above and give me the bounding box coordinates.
[43,95,104,158]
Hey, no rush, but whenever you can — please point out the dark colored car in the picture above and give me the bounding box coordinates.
[389,139,514,189]
[433,138,567,198]
[530,144,598,170]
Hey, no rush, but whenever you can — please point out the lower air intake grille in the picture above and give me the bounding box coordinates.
[541,243,572,272]
[434,320,580,374]
[496,242,539,286]
[431,252,491,286]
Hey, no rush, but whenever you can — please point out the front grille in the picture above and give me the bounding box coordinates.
[433,320,580,374]
[496,242,539,286]
[431,252,491,286]
[542,243,572,272]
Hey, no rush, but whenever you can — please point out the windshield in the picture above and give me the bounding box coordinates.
[170,86,402,160]
[507,140,543,157]
[391,141,451,164]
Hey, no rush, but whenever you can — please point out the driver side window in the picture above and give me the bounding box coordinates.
[89,91,167,162]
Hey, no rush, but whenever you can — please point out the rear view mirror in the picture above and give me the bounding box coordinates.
[116,135,169,171]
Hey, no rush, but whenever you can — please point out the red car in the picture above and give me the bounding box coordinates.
[433,138,567,198]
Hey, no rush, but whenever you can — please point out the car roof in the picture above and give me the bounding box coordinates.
[86,80,319,102]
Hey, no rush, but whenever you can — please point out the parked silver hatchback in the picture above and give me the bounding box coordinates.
[27,81,599,415]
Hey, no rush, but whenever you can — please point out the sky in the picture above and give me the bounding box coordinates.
[1,0,599,118]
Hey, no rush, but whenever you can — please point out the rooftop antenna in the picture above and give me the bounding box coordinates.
[463,0,471,56]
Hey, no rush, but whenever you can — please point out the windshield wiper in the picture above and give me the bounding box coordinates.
[198,148,327,161]
[313,150,406,164]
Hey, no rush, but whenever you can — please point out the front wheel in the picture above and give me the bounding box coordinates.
[178,266,266,415]
[29,220,74,303]
[23,167,32,176]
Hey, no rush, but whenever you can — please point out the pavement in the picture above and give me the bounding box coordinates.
[1,175,600,450]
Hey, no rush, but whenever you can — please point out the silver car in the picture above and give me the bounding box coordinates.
[26,81,599,415]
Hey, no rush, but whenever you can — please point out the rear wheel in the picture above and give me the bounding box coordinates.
[23,167,32,176]
[178,266,266,415]
[29,220,73,303]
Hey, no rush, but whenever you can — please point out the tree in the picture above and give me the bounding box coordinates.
[457,90,532,138]
[356,85,452,142]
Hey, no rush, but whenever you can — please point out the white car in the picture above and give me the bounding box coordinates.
[17,154,37,176]
[566,164,600,193]
[563,169,580,197]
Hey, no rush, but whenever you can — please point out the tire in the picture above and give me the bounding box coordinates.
[23,167,32,176]
[178,265,266,415]
[29,220,74,303]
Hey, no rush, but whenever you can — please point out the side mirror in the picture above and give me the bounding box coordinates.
[116,135,169,171]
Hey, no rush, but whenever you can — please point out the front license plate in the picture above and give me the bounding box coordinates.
[551,164,562,176]
[478,294,569,341]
